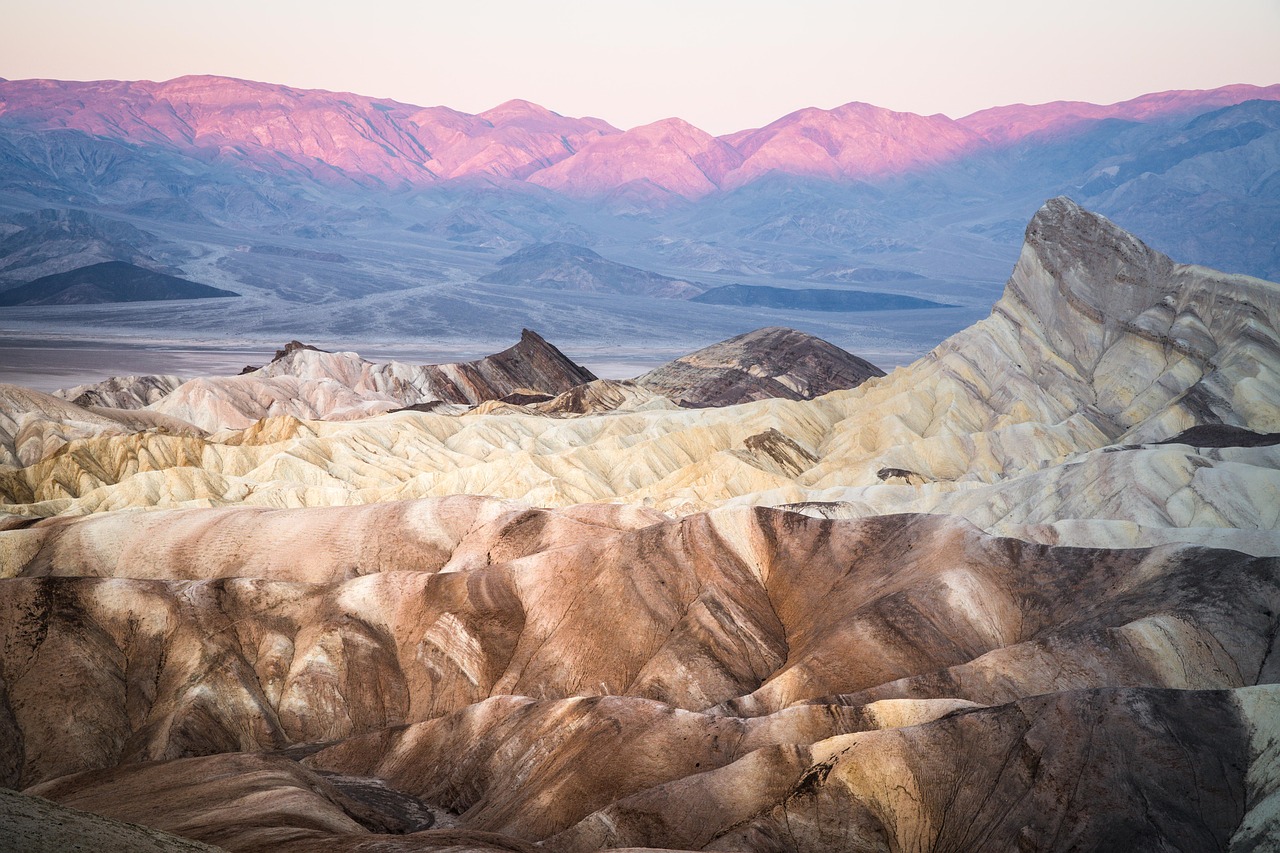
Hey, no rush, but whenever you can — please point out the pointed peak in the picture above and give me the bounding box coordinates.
[1022,196,1161,270]
[1007,197,1184,353]
[481,98,558,121]
[270,340,328,363]
[630,116,708,135]
[1024,196,1114,247]
[494,329,597,385]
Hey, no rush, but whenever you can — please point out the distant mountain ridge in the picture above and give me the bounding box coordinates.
[480,242,704,298]
[0,76,618,188]
[2,75,1277,197]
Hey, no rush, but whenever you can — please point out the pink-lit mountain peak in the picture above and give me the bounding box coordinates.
[623,116,722,147]
[741,101,973,144]
[137,75,425,124]
[478,99,564,130]
[420,99,621,180]
[718,100,983,188]
[529,116,745,198]
[474,98,618,142]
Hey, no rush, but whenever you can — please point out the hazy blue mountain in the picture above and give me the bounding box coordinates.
[480,242,705,298]
[0,261,238,305]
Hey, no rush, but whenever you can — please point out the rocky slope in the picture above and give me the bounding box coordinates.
[2,199,1279,850]
[958,82,1280,144]
[0,383,204,469]
[527,117,746,199]
[33,326,876,436]
[721,101,983,189]
[54,374,185,409]
[0,788,223,853]
[0,209,163,282]
[636,326,886,407]
[1,502,1278,849]
[147,329,597,432]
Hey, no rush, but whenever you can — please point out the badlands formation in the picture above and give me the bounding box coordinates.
[1,197,1279,851]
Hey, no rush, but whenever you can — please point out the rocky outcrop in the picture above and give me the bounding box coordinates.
[0,383,202,468]
[54,374,185,409]
[525,378,672,415]
[636,326,885,407]
[148,330,597,431]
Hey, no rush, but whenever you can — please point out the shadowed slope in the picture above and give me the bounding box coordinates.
[2,504,1276,791]
[2,498,1277,849]
[0,787,224,852]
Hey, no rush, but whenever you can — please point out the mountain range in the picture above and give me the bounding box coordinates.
[1,75,1278,371]
[3,76,1276,196]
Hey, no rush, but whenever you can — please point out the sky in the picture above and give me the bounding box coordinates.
[3,0,1278,134]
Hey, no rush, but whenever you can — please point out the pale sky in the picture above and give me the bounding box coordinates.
[3,0,1278,134]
